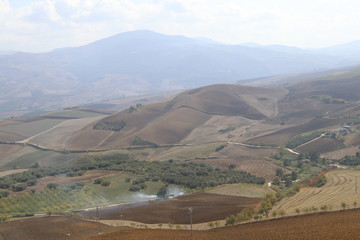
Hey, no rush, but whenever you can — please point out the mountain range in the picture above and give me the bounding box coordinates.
[1,30,360,119]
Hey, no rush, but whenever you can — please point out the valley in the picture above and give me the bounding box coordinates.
[1,67,360,239]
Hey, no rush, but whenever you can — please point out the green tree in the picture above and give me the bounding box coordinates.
[225,215,237,226]
[341,202,347,210]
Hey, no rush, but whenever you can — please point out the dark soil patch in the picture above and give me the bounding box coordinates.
[0,216,122,240]
[81,193,260,224]
[296,137,345,153]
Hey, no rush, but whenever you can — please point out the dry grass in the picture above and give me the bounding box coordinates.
[206,183,274,198]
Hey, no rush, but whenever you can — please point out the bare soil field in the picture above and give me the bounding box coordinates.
[322,145,360,159]
[0,216,122,240]
[248,118,343,146]
[4,209,360,240]
[0,118,65,139]
[29,116,104,149]
[273,169,360,214]
[296,137,345,153]
[85,209,360,240]
[81,193,260,224]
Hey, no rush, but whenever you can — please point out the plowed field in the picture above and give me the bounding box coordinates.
[84,209,360,240]
[81,193,261,224]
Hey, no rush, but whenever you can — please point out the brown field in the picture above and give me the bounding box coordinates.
[29,116,104,149]
[0,130,24,142]
[0,216,122,240]
[0,118,65,139]
[248,118,343,146]
[81,193,260,224]
[4,209,360,240]
[322,145,360,159]
[198,144,282,180]
[296,137,345,153]
[273,169,360,214]
[86,209,360,240]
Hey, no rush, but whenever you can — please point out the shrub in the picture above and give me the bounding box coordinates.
[47,183,58,189]
[12,183,26,192]
[101,180,111,187]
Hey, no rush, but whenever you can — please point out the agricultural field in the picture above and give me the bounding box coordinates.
[0,118,65,139]
[273,170,360,215]
[0,216,122,240]
[29,116,104,149]
[81,192,261,224]
[41,109,111,119]
[0,148,82,170]
[88,208,360,240]
[150,142,223,161]
[206,183,274,198]
[0,171,165,214]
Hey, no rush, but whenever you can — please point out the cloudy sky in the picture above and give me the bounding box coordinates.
[1,0,360,52]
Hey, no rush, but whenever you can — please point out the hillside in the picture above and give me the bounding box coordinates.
[66,84,286,149]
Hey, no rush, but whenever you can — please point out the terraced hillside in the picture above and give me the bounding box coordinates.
[273,170,360,214]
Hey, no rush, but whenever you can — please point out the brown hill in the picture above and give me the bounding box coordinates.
[66,84,286,149]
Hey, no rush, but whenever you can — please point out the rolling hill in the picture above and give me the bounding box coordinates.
[67,84,286,149]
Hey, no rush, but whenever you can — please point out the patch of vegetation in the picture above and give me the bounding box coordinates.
[319,96,346,104]
[93,120,126,131]
[339,152,360,166]
[215,144,227,152]
[308,173,327,187]
[218,126,236,134]
[285,131,325,149]
[131,136,157,146]
[243,141,278,147]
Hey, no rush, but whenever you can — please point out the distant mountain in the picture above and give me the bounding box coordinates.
[0,30,359,119]
[0,51,17,55]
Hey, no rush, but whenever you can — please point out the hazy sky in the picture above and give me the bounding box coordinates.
[1,0,360,52]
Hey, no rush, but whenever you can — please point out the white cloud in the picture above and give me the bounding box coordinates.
[0,0,360,52]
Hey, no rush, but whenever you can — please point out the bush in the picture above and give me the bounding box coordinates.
[225,215,237,226]
[93,178,103,184]
[215,145,227,152]
[47,183,59,189]
[129,185,140,192]
[101,180,111,187]
[12,183,26,192]
[0,190,9,198]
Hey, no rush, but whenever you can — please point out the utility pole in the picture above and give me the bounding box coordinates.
[356,175,358,194]
[96,206,101,234]
[188,208,193,237]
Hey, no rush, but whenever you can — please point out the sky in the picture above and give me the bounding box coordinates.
[1,0,360,52]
